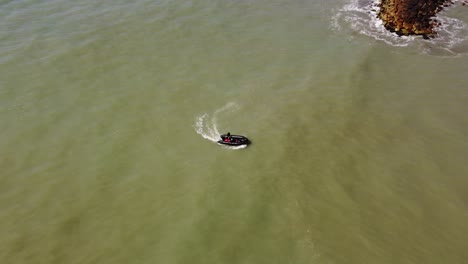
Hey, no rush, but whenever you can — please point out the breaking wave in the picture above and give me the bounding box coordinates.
[331,0,468,56]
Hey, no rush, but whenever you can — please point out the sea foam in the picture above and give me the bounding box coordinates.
[331,0,468,56]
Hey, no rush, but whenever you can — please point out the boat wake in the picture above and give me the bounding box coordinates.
[194,102,247,149]
[331,0,468,56]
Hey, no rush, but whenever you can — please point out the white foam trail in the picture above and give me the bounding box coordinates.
[226,144,248,150]
[194,102,247,149]
[194,113,219,142]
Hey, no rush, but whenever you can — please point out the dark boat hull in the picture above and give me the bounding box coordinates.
[218,134,250,146]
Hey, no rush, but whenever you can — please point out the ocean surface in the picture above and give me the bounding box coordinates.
[1,0,468,263]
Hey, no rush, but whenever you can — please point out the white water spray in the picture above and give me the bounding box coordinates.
[194,102,247,149]
[331,0,468,56]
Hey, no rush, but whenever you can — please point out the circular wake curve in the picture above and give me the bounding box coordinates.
[194,102,247,149]
[194,113,220,142]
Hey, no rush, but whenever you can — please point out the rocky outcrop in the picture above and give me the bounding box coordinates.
[378,0,454,37]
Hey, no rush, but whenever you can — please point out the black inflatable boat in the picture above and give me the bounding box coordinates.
[218,133,250,146]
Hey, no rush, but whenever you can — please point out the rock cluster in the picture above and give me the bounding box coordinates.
[378,0,454,37]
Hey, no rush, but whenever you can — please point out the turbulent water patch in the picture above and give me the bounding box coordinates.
[194,102,247,150]
[331,0,468,56]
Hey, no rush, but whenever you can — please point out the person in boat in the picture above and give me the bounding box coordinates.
[224,132,232,142]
